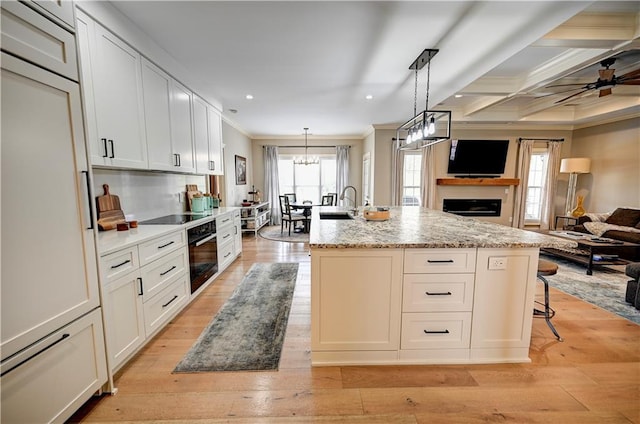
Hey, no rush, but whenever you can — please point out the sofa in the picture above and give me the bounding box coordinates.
[625,263,640,310]
[568,207,640,261]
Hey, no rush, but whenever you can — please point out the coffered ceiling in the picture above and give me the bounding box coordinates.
[105,1,640,137]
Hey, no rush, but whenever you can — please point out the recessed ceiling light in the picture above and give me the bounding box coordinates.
[228,108,238,114]
[245,94,254,100]
[365,94,373,100]
[455,94,463,98]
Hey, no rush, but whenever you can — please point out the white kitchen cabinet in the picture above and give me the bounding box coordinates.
[233,209,243,256]
[76,9,148,169]
[470,248,538,363]
[193,95,223,175]
[30,0,75,29]
[217,212,236,271]
[142,58,195,173]
[99,229,189,372]
[102,268,145,368]
[311,249,403,361]
[1,309,107,424]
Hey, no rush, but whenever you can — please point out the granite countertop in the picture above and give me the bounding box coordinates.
[309,206,578,250]
[98,207,240,255]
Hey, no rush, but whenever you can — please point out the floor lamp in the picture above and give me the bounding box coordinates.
[560,157,591,215]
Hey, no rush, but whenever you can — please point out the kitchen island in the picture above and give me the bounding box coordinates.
[309,206,576,366]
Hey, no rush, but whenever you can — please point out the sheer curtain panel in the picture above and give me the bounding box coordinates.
[264,145,281,225]
[420,145,436,208]
[513,140,533,228]
[540,141,562,230]
[335,146,350,206]
[391,138,405,206]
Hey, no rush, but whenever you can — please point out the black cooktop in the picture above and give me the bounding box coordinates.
[139,214,207,225]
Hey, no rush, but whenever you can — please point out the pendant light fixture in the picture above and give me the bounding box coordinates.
[396,49,451,151]
[293,127,319,165]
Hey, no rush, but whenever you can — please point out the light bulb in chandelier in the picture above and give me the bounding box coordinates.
[428,115,436,135]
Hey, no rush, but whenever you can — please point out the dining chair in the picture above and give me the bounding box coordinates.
[283,193,297,204]
[321,195,333,206]
[279,195,305,235]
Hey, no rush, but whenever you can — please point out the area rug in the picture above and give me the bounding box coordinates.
[259,224,309,243]
[173,262,299,372]
[541,254,640,324]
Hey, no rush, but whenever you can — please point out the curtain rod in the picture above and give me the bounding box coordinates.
[518,138,564,142]
[262,145,350,149]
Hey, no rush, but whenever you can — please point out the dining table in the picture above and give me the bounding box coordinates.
[290,203,316,233]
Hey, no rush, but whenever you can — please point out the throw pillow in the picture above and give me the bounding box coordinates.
[605,208,640,228]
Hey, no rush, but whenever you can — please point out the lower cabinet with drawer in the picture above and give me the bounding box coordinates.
[217,211,239,272]
[99,229,188,372]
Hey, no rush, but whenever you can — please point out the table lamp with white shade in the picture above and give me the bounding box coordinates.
[560,157,591,216]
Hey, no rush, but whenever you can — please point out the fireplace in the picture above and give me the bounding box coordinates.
[443,199,502,217]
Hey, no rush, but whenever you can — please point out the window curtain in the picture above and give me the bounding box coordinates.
[512,139,533,228]
[420,145,436,208]
[391,138,405,205]
[539,141,562,230]
[263,145,280,225]
[335,145,350,206]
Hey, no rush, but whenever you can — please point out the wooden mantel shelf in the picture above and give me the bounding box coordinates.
[436,178,520,186]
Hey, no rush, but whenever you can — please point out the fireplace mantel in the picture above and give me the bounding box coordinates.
[436,178,520,186]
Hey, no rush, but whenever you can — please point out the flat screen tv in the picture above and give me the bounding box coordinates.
[447,139,509,177]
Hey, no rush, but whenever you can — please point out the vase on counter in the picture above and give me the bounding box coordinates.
[571,195,586,217]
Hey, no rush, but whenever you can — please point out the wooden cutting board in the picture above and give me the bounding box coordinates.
[96,184,125,231]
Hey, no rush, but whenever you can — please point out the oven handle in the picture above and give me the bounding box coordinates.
[194,233,216,247]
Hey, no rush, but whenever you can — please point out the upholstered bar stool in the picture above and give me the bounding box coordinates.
[534,259,563,341]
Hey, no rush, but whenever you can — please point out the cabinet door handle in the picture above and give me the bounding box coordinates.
[160,265,177,276]
[111,259,131,269]
[162,295,178,308]
[101,138,108,157]
[108,139,115,158]
[423,329,450,334]
[427,259,454,263]
[235,226,238,235]
[175,153,181,167]
[425,291,452,296]
[173,154,178,166]
[210,160,215,170]
[138,277,144,295]
[158,241,175,249]
[82,171,94,230]
[1,333,70,377]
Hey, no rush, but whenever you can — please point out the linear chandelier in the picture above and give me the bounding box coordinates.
[396,49,451,151]
[293,127,319,165]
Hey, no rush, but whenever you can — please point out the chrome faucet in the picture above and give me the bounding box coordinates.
[339,185,358,214]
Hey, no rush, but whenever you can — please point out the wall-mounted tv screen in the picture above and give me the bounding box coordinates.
[447,139,509,177]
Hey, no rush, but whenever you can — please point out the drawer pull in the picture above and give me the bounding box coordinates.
[158,241,175,249]
[1,333,70,377]
[223,234,231,239]
[224,252,231,258]
[426,291,452,296]
[160,265,177,276]
[111,259,131,269]
[424,329,450,334]
[222,218,230,223]
[162,295,179,308]
[427,259,454,263]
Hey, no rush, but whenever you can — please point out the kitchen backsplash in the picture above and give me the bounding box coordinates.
[92,169,207,221]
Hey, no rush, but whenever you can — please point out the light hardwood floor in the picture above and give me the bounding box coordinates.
[69,236,640,423]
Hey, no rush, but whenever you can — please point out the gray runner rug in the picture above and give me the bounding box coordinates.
[173,262,299,372]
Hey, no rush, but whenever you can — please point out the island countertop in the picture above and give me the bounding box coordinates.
[309,206,577,250]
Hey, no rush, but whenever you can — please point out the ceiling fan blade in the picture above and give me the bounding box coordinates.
[620,80,640,85]
[618,67,640,80]
[599,88,612,97]
[545,83,587,88]
[555,89,589,104]
[536,87,584,98]
[599,68,615,81]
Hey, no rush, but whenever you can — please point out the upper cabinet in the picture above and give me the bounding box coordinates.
[193,95,224,175]
[76,10,148,169]
[142,59,195,173]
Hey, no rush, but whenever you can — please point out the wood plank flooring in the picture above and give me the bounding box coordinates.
[68,236,640,423]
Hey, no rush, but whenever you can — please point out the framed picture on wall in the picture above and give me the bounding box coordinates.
[235,155,247,185]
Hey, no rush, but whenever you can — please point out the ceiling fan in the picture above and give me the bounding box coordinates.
[545,57,640,104]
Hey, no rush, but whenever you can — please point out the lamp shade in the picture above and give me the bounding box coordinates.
[560,157,591,174]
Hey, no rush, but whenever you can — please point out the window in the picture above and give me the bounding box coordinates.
[402,153,422,206]
[279,155,336,203]
[525,149,549,222]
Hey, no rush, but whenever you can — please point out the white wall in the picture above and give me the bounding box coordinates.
[570,117,640,213]
[222,120,253,207]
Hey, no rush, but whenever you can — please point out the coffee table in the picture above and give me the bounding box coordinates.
[540,230,639,275]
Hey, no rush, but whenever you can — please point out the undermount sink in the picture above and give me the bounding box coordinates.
[319,211,354,220]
